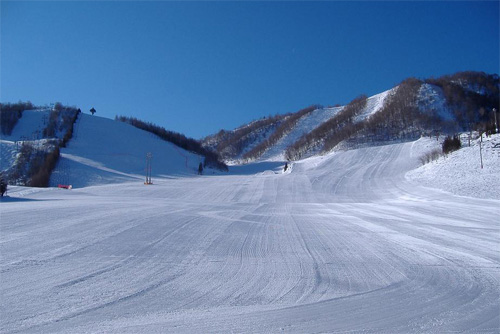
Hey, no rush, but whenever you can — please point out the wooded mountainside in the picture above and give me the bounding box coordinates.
[203,71,499,162]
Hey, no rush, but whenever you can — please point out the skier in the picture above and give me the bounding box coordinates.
[0,176,7,197]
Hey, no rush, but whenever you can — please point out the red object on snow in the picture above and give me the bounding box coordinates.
[58,184,72,189]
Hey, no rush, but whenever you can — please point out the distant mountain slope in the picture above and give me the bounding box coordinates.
[260,106,343,161]
[202,115,287,162]
[51,114,205,188]
[203,71,499,163]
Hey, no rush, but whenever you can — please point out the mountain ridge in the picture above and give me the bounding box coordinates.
[1,71,498,188]
[202,71,499,163]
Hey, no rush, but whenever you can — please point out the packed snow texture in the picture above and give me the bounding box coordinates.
[1,131,499,333]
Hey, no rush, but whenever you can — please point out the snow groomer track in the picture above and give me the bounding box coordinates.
[1,140,499,333]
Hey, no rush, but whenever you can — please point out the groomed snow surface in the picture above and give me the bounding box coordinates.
[407,133,500,200]
[49,114,205,188]
[1,120,500,332]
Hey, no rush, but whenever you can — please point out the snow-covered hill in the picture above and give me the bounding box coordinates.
[203,90,393,163]
[260,106,343,161]
[203,72,499,163]
[1,112,205,188]
[1,110,53,172]
[51,114,205,188]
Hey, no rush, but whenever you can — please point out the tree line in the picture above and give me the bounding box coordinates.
[0,101,34,136]
[285,95,368,160]
[115,116,228,171]
[202,114,287,160]
[242,105,320,161]
[287,72,498,160]
[425,71,499,133]
[202,71,498,164]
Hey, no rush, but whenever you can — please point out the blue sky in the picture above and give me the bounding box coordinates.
[1,1,499,139]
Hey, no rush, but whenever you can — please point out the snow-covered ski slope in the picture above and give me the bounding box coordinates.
[2,137,499,333]
[50,114,204,188]
[258,90,392,161]
[260,106,343,161]
[1,110,51,172]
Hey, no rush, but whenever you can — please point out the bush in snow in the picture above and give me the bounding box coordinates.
[419,148,442,165]
[7,140,62,187]
[29,145,60,187]
[442,135,461,155]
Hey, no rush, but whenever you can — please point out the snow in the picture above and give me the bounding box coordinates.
[225,122,280,164]
[418,83,455,121]
[257,89,393,162]
[260,107,343,161]
[0,141,17,173]
[49,114,204,188]
[3,110,49,142]
[407,134,500,200]
[1,110,51,173]
[1,122,499,333]
[354,88,393,123]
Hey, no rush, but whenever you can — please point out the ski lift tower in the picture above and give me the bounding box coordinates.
[145,152,153,185]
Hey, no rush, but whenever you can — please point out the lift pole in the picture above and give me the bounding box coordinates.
[145,152,153,185]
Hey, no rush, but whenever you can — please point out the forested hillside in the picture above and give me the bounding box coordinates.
[203,71,499,162]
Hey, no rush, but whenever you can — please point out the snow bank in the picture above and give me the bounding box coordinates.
[407,134,500,199]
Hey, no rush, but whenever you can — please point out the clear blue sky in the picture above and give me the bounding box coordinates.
[1,1,499,139]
